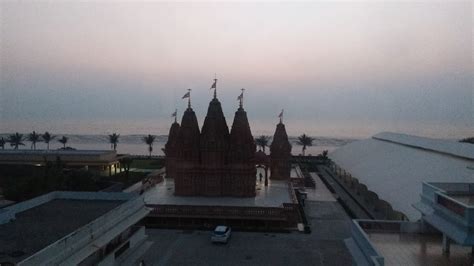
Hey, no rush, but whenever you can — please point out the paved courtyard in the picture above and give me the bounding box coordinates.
[139,198,353,265]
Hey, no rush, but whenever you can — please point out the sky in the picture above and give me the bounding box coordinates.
[0,1,472,138]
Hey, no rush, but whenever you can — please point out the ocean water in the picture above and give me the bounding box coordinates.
[1,117,467,156]
[0,133,355,156]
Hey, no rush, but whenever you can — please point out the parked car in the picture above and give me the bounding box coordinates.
[211,225,231,243]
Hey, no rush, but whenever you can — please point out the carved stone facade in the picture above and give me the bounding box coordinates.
[270,122,292,180]
[165,94,256,197]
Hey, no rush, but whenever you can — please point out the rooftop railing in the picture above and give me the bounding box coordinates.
[148,204,290,220]
[422,182,474,224]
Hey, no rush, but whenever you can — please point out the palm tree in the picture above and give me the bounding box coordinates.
[0,137,5,150]
[7,133,25,150]
[42,132,55,150]
[142,134,156,157]
[255,135,271,152]
[108,133,120,151]
[27,131,42,150]
[322,150,329,159]
[297,134,314,156]
[58,136,68,149]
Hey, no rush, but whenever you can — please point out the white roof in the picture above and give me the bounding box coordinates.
[329,132,474,221]
[373,132,474,160]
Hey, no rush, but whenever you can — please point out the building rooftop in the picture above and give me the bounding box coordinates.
[145,178,293,207]
[0,192,134,264]
[348,219,473,266]
[0,199,122,263]
[373,132,474,161]
[0,149,116,156]
[367,231,471,265]
[329,132,474,220]
[0,149,120,166]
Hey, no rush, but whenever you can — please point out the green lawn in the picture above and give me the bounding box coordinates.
[130,158,164,169]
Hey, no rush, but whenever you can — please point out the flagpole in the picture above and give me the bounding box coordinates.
[213,78,217,99]
[188,89,192,108]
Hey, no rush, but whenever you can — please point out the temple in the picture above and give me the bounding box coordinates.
[165,83,257,197]
[270,119,292,180]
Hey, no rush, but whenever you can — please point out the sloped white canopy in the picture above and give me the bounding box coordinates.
[329,132,474,220]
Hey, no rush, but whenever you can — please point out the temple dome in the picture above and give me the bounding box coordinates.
[164,121,180,157]
[200,97,230,166]
[176,107,201,162]
[229,106,256,163]
[270,122,292,157]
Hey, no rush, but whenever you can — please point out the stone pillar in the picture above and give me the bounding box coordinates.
[264,166,268,187]
[442,233,450,254]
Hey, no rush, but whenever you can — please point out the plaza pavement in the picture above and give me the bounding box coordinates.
[138,187,353,265]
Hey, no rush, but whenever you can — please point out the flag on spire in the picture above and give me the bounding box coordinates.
[210,78,218,99]
[237,92,243,101]
[183,89,192,108]
[210,79,217,89]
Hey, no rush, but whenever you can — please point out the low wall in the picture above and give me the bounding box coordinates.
[147,202,300,229]
[350,220,385,266]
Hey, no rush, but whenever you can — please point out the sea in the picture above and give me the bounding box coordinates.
[1,118,467,156]
[0,133,355,156]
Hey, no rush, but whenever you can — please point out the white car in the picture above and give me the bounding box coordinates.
[211,225,231,243]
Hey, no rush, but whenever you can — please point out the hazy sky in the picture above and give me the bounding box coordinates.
[0,1,472,138]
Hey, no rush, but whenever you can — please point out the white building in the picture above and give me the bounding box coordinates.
[0,191,150,265]
[329,132,474,221]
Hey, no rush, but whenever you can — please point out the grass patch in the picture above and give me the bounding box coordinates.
[130,158,164,169]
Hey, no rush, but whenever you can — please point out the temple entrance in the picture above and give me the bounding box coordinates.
[255,150,270,187]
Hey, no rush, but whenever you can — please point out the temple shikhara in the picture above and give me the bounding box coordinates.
[165,79,291,198]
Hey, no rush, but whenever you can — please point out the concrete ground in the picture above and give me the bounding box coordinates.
[138,196,353,265]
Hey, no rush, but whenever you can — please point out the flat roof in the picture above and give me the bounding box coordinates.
[0,150,115,156]
[145,178,293,208]
[0,199,122,263]
[366,231,471,265]
[373,132,474,161]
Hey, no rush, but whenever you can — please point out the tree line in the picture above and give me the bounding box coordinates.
[0,131,157,157]
[255,134,315,156]
[1,131,322,156]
